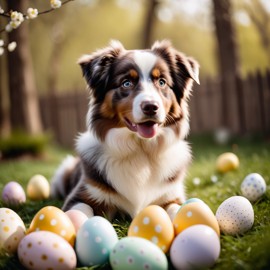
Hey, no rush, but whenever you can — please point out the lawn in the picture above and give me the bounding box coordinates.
[0,135,269,270]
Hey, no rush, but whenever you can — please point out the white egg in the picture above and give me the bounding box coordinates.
[170,225,220,270]
[1,181,26,206]
[216,196,254,235]
[0,208,26,253]
[241,173,266,202]
[18,231,76,270]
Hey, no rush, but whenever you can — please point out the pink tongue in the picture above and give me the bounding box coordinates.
[137,122,158,138]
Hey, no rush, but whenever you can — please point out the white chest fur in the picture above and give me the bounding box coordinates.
[77,128,191,216]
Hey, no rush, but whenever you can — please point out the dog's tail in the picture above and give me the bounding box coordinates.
[50,155,81,199]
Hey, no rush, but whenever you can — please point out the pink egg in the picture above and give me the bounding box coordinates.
[65,209,88,232]
[2,181,26,206]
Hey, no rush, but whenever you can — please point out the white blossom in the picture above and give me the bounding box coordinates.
[50,0,62,9]
[5,23,13,32]
[27,8,38,19]
[11,11,24,22]
[0,6,4,14]
[192,177,201,186]
[8,42,17,52]
[9,20,22,29]
[0,39,4,47]
[0,47,4,56]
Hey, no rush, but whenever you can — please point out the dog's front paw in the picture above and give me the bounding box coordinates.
[166,203,181,221]
[71,203,94,218]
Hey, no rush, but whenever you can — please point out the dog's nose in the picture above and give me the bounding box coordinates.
[141,101,159,116]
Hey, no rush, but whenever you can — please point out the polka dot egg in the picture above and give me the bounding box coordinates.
[241,173,266,202]
[0,208,26,253]
[75,216,118,266]
[27,206,76,246]
[216,196,254,235]
[110,237,168,270]
[128,205,174,253]
[18,231,76,270]
[173,201,220,236]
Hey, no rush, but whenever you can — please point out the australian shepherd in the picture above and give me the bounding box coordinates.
[51,40,199,221]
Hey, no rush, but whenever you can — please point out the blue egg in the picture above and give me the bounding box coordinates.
[75,216,118,266]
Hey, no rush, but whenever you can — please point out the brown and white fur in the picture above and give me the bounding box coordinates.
[51,40,199,221]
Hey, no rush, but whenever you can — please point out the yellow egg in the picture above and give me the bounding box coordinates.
[27,174,50,200]
[216,152,239,173]
[173,202,220,236]
[128,205,174,253]
[27,206,76,246]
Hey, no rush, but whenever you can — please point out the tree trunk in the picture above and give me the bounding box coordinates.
[212,0,242,130]
[142,0,158,49]
[7,0,43,135]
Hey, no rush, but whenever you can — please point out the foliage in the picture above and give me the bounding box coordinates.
[0,136,269,269]
[0,132,51,159]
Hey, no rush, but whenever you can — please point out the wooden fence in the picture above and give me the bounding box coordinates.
[39,70,270,147]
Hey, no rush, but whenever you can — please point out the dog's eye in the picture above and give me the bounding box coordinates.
[158,78,166,87]
[122,80,133,89]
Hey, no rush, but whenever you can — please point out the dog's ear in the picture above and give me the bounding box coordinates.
[78,40,125,90]
[151,40,200,100]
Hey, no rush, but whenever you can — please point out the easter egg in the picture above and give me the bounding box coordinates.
[0,207,26,253]
[18,231,76,270]
[75,216,118,266]
[110,237,168,270]
[1,181,26,206]
[65,209,88,233]
[28,206,76,246]
[27,174,50,200]
[216,196,254,235]
[241,173,266,202]
[173,201,220,236]
[170,225,220,270]
[216,152,239,173]
[128,205,174,253]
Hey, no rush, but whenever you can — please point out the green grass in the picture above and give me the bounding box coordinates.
[0,136,270,270]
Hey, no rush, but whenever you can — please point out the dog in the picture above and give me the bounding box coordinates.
[51,40,199,221]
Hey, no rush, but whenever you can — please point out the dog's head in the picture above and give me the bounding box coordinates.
[78,40,199,140]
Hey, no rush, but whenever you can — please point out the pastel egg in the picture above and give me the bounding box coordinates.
[241,173,266,202]
[27,206,76,246]
[216,196,254,235]
[170,225,220,270]
[18,231,76,270]
[128,205,174,253]
[75,216,118,266]
[0,207,26,253]
[27,174,50,200]
[1,181,26,206]
[65,209,88,233]
[173,201,220,236]
[110,237,168,270]
[216,152,239,173]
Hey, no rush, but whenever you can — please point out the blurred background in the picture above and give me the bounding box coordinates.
[0,0,270,149]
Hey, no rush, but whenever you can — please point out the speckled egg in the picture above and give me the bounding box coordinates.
[0,207,26,253]
[65,209,88,233]
[75,216,118,266]
[216,152,239,173]
[128,205,174,253]
[110,237,168,270]
[27,206,76,246]
[173,201,220,236]
[216,196,254,235]
[241,173,266,202]
[170,225,220,270]
[1,181,26,206]
[18,231,76,270]
[27,174,50,200]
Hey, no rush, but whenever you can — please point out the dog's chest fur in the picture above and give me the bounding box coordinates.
[77,127,191,217]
